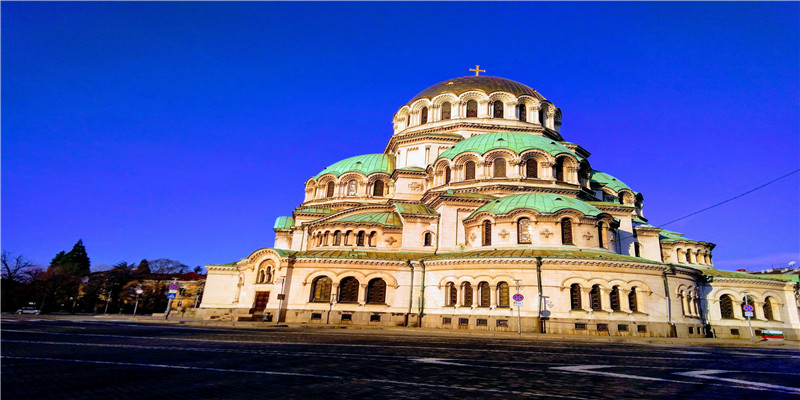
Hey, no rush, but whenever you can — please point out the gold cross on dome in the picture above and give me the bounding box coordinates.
[470,65,486,76]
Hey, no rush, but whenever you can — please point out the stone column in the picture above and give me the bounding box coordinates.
[506,101,518,120]
[531,104,541,124]
[359,284,368,306]
[619,289,632,313]
[478,100,490,118]
[581,288,591,311]
[472,285,479,309]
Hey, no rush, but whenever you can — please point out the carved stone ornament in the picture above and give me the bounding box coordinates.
[499,230,509,239]
[385,236,398,245]
[539,229,553,238]
[409,182,424,192]
[469,233,477,241]
[583,232,594,241]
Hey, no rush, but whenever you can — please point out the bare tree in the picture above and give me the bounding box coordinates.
[2,251,35,283]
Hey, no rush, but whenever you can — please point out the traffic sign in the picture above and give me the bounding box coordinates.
[169,284,179,291]
[512,294,524,302]
[167,293,177,299]
[513,301,523,307]
[744,311,754,317]
[743,304,754,313]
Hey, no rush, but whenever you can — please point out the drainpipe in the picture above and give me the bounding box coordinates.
[406,260,414,327]
[535,257,544,333]
[417,259,426,327]
[662,265,677,337]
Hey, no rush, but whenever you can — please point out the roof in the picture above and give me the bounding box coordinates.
[692,266,799,283]
[295,207,338,214]
[408,76,544,105]
[427,248,664,264]
[333,212,403,227]
[437,131,581,162]
[394,203,439,216]
[659,229,700,243]
[313,154,395,179]
[441,190,498,200]
[590,170,634,193]
[273,216,295,230]
[468,193,603,219]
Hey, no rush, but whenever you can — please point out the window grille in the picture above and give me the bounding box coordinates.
[366,278,386,304]
[444,166,451,184]
[482,220,492,246]
[462,282,473,307]
[341,314,352,322]
[518,104,526,121]
[570,284,582,310]
[554,159,564,181]
[609,286,620,311]
[561,219,573,245]
[688,327,694,334]
[493,158,506,178]
[628,287,638,312]
[338,277,359,303]
[441,102,451,120]
[310,276,332,302]
[370,314,381,322]
[730,328,740,336]
[497,282,510,307]
[496,319,508,327]
[754,329,762,336]
[525,159,537,178]
[424,232,432,247]
[590,285,602,311]
[618,324,628,332]
[597,323,608,332]
[373,181,384,197]
[446,282,457,306]
[575,323,587,330]
[442,317,452,325]
[597,222,605,248]
[476,318,488,326]
[478,282,490,307]
[763,297,774,320]
[310,313,322,320]
[493,101,503,118]
[458,318,469,326]
[326,181,335,198]
[465,161,476,180]
[420,107,428,124]
[356,231,365,247]
[347,180,357,196]
[720,295,734,319]
[517,218,532,244]
[466,100,478,117]
[637,324,647,333]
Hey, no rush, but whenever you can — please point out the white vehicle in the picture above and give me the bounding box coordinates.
[16,307,41,315]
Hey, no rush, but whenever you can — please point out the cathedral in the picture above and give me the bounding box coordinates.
[199,70,799,339]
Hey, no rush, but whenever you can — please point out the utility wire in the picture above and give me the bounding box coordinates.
[660,168,800,227]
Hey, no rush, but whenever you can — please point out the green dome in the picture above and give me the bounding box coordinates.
[590,170,633,193]
[437,131,581,162]
[408,76,544,105]
[314,154,395,179]
[468,193,603,219]
[333,212,403,227]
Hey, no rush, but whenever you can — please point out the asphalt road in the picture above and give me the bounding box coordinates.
[2,315,799,399]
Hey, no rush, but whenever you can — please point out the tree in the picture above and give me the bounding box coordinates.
[1,252,38,312]
[2,251,35,283]
[135,259,150,274]
[50,240,91,277]
[148,259,189,275]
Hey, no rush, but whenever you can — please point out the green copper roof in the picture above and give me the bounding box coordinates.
[590,170,633,193]
[659,229,700,243]
[295,207,338,214]
[690,266,799,283]
[396,166,426,172]
[273,216,295,230]
[394,203,439,216]
[314,154,395,179]
[437,131,580,162]
[333,212,403,227]
[442,190,498,200]
[468,193,603,219]
[427,248,663,264]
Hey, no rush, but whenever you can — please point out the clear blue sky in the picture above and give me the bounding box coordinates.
[3,2,798,271]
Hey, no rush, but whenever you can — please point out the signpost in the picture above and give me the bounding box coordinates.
[743,294,754,341]
[165,278,178,320]
[513,280,522,335]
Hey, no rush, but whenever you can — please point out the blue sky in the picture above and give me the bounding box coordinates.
[3,2,798,271]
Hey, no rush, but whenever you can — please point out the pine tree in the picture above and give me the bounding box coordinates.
[51,240,91,277]
[135,259,151,274]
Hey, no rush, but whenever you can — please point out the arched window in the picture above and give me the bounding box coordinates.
[525,159,537,178]
[493,158,506,178]
[466,100,478,117]
[720,294,734,319]
[446,282,457,306]
[518,104,526,122]
[344,230,352,246]
[610,286,621,311]
[347,180,357,196]
[497,282,510,307]
[597,222,605,249]
[570,284,582,310]
[423,232,433,247]
[685,250,693,264]
[333,230,342,246]
[373,180,384,197]
[444,166,451,184]
[356,231,366,247]
[629,287,638,312]
[338,277,359,303]
[265,266,273,283]
[517,218,532,244]
[326,181,335,198]
[763,297,775,320]
[441,102,451,120]
[406,115,411,127]
[368,231,377,247]
[420,107,428,124]
[464,161,476,180]
[634,242,641,257]
[366,278,386,304]
[590,285,602,310]
[678,291,686,315]
[539,107,546,126]
[257,269,265,284]
[493,100,504,118]
[478,282,491,307]
[561,218,573,245]
[323,231,329,246]
[462,282,473,306]
[554,158,564,181]
[310,276,332,302]
[482,220,492,246]
[619,192,630,205]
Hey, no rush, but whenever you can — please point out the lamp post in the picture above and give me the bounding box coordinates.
[133,287,143,317]
[743,292,755,341]
[513,279,522,334]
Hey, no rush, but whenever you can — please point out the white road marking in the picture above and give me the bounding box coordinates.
[410,357,469,366]
[1,355,586,399]
[550,365,670,382]
[673,369,800,394]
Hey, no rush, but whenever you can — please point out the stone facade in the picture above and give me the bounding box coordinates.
[199,75,800,339]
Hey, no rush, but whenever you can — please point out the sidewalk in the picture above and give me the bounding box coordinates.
[87,314,800,348]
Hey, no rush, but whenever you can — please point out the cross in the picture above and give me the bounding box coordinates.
[469,65,485,76]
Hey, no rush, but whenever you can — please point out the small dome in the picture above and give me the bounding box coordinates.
[590,170,634,193]
[408,76,544,105]
[468,193,603,219]
[314,154,395,179]
[436,131,580,162]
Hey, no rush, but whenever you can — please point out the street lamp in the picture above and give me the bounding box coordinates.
[133,287,143,317]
